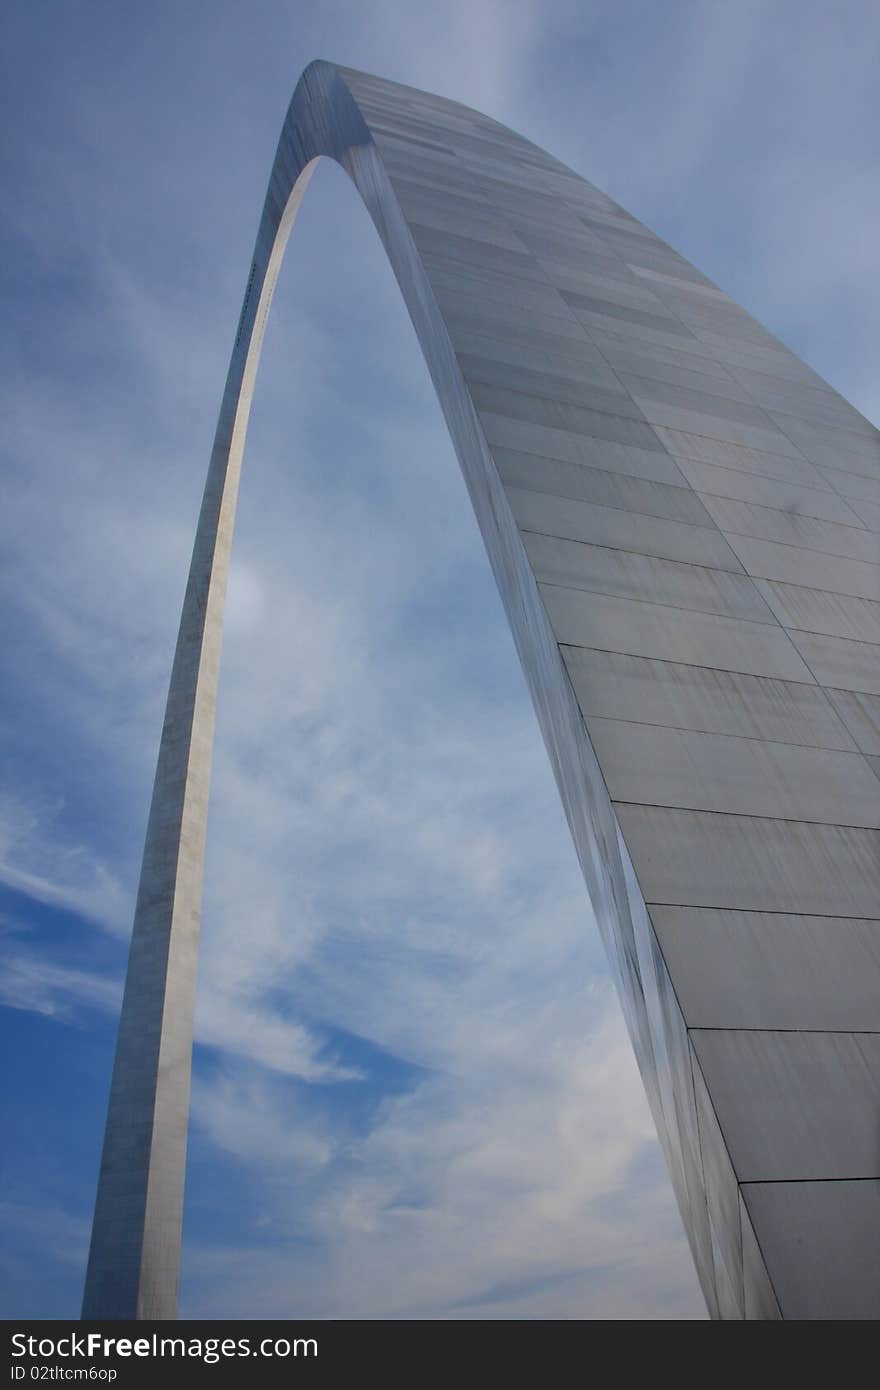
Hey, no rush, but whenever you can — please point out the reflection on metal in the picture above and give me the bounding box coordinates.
[82,61,880,1320]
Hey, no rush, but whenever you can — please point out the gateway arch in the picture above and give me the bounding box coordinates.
[82,61,880,1321]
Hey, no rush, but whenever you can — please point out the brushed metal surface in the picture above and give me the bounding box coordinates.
[523,533,773,622]
[754,580,880,644]
[699,494,878,561]
[789,630,880,695]
[691,1030,880,1181]
[672,454,865,525]
[493,447,706,523]
[509,484,746,571]
[588,718,880,826]
[542,582,815,680]
[742,1181,880,1319]
[562,647,856,749]
[617,805,880,916]
[651,908,880,1029]
[827,687,880,754]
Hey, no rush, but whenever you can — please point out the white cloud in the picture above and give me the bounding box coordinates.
[184,994,702,1318]
[0,796,131,935]
[0,945,120,1021]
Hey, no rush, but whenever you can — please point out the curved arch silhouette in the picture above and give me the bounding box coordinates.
[83,62,880,1321]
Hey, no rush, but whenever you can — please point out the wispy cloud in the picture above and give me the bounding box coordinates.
[0,796,131,935]
[184,996,700,1319]
[0,944,120,1021]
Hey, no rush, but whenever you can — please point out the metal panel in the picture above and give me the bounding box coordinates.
[817,463,880,511]
[769,411,880,471]
[493,448,708,524]
[721,533,880,602]
[588,334,750,389]
[651,908,880,1030]
[620,391,805,457]
[396,197,529,248]
[826,688,880,754]
[480,410,685,483]
[788,631,880,695]
[560,290,696,340]
[542,583,815,681]
[837,491,880,532]
[754,579,880,643]
[562,647,856,749]
[691,1030,880,1181]
[739,1195,782,1320]
[439,289,587,339]
[453,341,620,390]
[406,224,543,278]
[692,333,828,385]
[742,1181,880,1320]
[617,373,782,428]
[588,718,880,825]
[671,454,865,526]
[699,494,879,562]
[430,267,592,321]
[523,533,773,622]
[652,425,832,490]
[471,382,659,441]
[449,326,609,375]
[462,356,642,416]
[533,265,667,308]
[509,486,745,571]
[616,805,880,916]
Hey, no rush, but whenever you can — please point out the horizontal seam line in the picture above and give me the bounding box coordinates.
[786,629,880,651]
[499,473,701,515]
[674,459,857,501]
[614,800,880,830]
[740,1177,880,1186]
[649,420,811,465]
[768,409,880,448]
[480,407,668,451]
[522,526,757,584]
[488,435,680,470]
[554,637,818,686]
[435,286,593,334]
[631,394,789,430]
[755,574,880,605]
[581,713,858,754]
[540,576,786,628]
[646,903,880,919]
[467,376,646,414]
[721,528,880,570]
[772,623,880,644]
[691,485,871,530]
[688,1027,880,1035]
[671,453,834,489]
[623,385,782,426]
[501,472,710,513]
[472,388,660,431]
[814,456,880,479]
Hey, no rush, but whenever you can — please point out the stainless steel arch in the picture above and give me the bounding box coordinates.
[82,61,880,1321]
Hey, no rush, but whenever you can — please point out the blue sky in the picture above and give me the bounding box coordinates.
[1,0,877,1320]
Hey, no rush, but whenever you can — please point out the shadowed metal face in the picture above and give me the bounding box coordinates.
[82,60,880,1321]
